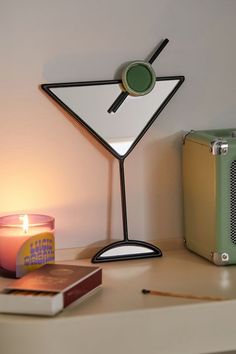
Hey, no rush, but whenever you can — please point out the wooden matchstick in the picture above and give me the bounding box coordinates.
[142,289,230,302]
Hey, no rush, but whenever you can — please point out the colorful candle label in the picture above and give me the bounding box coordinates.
[16,232,55,278]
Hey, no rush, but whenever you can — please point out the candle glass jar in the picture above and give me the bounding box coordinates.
[0,214,55,277]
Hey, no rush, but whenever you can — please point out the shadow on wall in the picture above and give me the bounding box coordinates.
[144,131,185,241]
[42,51,116,83]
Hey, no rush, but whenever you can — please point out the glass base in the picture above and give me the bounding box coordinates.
[92,240,162,263]
[0,266,16,278]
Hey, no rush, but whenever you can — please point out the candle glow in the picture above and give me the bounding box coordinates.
[20,214,29,234]
[0,214,55,275]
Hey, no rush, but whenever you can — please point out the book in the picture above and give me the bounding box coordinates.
[0,263,102,316]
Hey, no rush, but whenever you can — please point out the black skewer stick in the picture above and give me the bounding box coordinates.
[148,38,169,64]
[107,38,169,114]
[107,91,129,114]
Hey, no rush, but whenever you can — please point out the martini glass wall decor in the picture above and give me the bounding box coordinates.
[41,39,184,262]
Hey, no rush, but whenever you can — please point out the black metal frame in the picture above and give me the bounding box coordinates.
[41,75,184,262]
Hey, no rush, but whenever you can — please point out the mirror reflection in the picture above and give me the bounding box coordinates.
[48,78,182,156]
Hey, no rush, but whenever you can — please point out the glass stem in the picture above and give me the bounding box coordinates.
[119,159,129,242]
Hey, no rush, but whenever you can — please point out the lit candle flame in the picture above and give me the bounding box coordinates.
[19,214,29,234]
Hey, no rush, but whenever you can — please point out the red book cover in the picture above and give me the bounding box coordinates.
[0,264,102,315]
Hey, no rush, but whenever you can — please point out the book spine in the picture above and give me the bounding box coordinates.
[63,269,102,308]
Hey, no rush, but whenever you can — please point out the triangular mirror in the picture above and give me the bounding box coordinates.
[42,77,184,158]
[41,36,185,263]
[41,76,184,262]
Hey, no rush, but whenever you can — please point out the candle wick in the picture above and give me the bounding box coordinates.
[20,214,29,234]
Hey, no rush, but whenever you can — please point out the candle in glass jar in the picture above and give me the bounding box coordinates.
[0,214,55,273]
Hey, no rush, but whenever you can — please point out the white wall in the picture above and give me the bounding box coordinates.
[1,0,236,249]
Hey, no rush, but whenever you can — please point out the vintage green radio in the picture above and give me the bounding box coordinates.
[183,128,236,265]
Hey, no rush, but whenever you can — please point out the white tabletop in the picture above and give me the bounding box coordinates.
[1,249,236,354]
